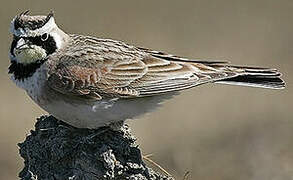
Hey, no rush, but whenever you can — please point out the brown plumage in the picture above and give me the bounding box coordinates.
[46,35,285,101]
[9,11,285,128]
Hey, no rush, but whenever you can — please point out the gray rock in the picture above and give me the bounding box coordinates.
[18,116,173,180]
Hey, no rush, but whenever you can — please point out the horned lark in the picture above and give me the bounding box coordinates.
[9,11,285,128]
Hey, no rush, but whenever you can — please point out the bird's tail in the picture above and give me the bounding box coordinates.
[214,65,285,89]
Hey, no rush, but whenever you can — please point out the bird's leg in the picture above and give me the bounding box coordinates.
[85,121,125,140]
[108,120,125,131]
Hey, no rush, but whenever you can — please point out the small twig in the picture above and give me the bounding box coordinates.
[182,171,190,180]
[143,155,173,178]
[39,127,55,131]
[26,144,38,180]
[28,170,38,180]
[87,128,109,139]
[143,153,153,158]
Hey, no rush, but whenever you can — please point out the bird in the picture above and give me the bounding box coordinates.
[9,11,285,128]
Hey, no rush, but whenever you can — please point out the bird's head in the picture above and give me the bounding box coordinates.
[9,11,68,80]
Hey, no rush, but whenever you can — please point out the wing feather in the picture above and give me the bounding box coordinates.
[48,54,239,98]
[47,37,253,99]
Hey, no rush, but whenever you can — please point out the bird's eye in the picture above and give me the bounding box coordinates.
[41,33,49,41]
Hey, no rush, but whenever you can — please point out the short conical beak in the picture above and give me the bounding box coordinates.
[15,38,30,50]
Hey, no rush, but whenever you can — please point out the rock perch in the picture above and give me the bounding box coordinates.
[18,116,172,180]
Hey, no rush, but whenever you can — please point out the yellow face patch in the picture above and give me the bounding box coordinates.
[14,45,47,64]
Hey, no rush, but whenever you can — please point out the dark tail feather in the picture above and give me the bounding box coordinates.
[215,66,285,89]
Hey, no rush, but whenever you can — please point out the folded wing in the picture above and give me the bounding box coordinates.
[47,43,285,100]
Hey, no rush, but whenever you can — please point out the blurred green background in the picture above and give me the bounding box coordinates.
[0,0,292,179]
